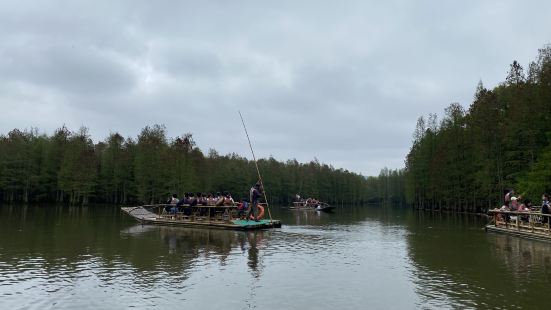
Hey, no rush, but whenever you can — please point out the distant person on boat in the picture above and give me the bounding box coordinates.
[247,182,263,221]
[197,193,207,206]
[518,199,531,223]
[499,201,510,211]
[541,194,549,208]
[499,201,511,222]
[206,193,216,206]
[510,196,519,211]
[224,192,235,206]
[518,199,531,212]
[215,192,225,206]
[191,192,200,207]
[165,194,179,213]
[177,193,195,215]
[176,193,186,210]
[168,194,179,205]
[295,194,302,202]
[237,198,248,219]
[306,198,319,206]
[542,194,550,224]
[504,189,514,203]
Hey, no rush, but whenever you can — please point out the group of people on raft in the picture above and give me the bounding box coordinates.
[496,189,551,224]
[294,194,321,205]
[163,182,265,221]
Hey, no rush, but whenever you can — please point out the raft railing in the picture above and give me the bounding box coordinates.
[487,209,551,235]
[138,203,267,223]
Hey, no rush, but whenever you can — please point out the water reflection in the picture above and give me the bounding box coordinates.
[0,205,278,309]
[2,204,551,310]
[120,225,267,278]
[487,233,551,282]
[406,210,551,310]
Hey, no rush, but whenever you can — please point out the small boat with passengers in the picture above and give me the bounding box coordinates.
[290,198,335,212]
[121,203,281,231]
[486,209,551,242]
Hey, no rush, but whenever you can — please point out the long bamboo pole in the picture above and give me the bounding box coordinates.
[238,111,273,223]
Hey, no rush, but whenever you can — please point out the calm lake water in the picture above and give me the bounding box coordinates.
[1,204,550,309]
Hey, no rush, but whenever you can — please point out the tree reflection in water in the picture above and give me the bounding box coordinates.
[122,224,267,277]
[406,210,551,310]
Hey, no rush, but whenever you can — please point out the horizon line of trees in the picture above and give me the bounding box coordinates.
[0,124,405,206]
[405,45,551,213]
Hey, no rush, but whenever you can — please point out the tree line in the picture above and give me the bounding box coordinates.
[0,124,404,205]
[405,45,551,213]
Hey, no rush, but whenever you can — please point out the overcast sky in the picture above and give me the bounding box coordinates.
[1,0,550,176]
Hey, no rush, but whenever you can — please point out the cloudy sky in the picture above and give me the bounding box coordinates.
[1,0,550,176]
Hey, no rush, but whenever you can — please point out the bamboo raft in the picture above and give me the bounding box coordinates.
[486,210,551,242]
[290,201,335,212]
[121,204,281,230]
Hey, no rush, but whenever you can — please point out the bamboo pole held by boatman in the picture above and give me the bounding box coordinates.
[238,111,273,223]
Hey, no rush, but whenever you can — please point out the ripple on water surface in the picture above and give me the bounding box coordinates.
[2,205,551,309]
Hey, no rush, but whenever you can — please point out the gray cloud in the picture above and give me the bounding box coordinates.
[1,0,550,175]
[0,44,137,94]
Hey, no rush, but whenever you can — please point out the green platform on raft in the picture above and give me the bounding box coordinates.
[232,219,277,227]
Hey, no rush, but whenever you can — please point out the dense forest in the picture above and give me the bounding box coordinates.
[405,45,551,213]
[0,124,405,205]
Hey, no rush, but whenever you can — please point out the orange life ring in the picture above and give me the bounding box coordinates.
[250,205,265,220]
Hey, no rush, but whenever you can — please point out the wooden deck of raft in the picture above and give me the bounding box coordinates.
[121,206,281,230]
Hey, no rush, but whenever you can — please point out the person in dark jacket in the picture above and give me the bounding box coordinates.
[247,182,262,221]
[542,194,550,225]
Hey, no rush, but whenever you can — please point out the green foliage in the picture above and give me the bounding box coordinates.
[406,45,551,212]
[0,124,400,205]
[516,133,551,199]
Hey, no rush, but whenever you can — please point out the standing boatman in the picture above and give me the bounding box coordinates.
[247,182,263,221]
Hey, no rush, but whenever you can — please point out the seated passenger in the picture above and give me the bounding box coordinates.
[169,194,179,205]
[237,198,248,219]
[215,192,225,206]
[197,192,207,206]
[542,194,550,225]
[188,192,198,207]
[499,201,510,211]
[165,194,179,213]
[510,197,519,211]
[504,189,514,203]
[206,193,216,206]
[518,199,530,212]
[224,192,235,206]
[518,199,531,223]
[499,201,511,222]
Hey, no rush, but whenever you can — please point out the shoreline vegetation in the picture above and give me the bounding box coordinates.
[0,125,405,206]
[405,45,551,213]
[5,46,548,210]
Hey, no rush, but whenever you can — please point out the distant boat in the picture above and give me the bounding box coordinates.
[121,204,281,230]
[290,200,335,212]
